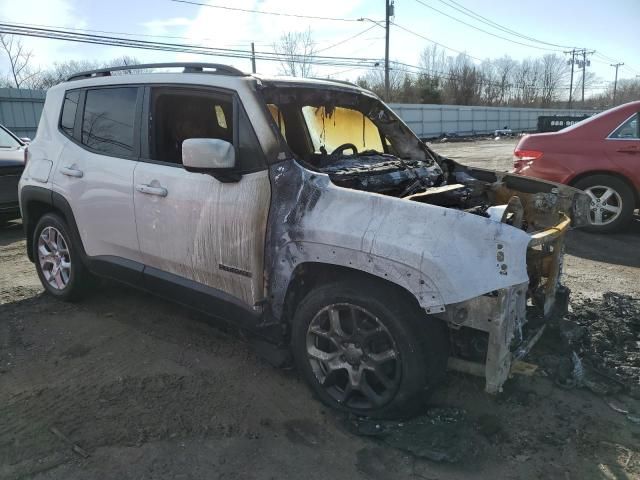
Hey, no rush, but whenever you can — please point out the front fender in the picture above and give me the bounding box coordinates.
[273,242,446,315]
[265,160,532,319]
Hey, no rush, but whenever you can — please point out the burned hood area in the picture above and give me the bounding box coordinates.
[260,84,588,234]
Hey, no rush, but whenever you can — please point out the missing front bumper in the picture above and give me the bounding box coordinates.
[444,283,570,394]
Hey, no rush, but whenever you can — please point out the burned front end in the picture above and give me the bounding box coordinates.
[259,80,590,394]
[423,166,590,393]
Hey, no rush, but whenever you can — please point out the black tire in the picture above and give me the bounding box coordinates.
[291,278,448,418]
[32,213,94,301]
[574,175,636,233]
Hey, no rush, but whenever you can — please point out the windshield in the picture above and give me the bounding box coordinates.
[0,127,21,148]
[262,85,435,168]
[301,105,384,154]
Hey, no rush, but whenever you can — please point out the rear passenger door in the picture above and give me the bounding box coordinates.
[133,85,270,309]
[52,86,143,263]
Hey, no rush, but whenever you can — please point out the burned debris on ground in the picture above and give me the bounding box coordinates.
[537,292,640,398]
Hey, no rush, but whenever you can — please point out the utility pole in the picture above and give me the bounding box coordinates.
[565,49,576,109]
[251,42,256,74]
[610,62,624,104]
[384,0,393,101]
[580,50,595,106]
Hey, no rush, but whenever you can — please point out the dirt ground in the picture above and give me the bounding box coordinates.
[1,140,639,480]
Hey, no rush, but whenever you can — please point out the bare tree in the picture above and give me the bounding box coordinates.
[31,56,146,90]
[512,58,541,106]
[478,60,500,105]
[492,56,517,104]
[538,54,569,107]
[356,65,409,101]
[0,34,40,88]
[31,60,98,90]
[273,29,316,77]
[419,44,447,78]
[443,54,481,105]
[588,78,640,108]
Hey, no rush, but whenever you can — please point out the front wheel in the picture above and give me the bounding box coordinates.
[291,279,448,418]
[574,175,635,233]
[33,213,94,301]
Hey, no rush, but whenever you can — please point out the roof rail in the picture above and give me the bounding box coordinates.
[309,77,361,89]
[67,62,246,81]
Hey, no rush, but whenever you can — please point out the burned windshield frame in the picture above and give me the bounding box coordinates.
[260,84,439,166]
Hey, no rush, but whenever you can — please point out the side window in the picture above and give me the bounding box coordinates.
[609,113,639,139]
[81,87,138,156]
[149,89,233,164]
[148,88,265,171]
[60,90,80,138]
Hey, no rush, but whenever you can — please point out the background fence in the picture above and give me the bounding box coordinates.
[389,103,598,139]
[0,87,599,141]
[0,88,46,139]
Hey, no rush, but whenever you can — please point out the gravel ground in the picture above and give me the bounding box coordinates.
[1,140,639,479]
[428,136,520,171]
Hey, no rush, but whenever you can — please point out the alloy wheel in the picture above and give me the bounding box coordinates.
[305,303,401,409]
[37,226,71,290]
[584,185,623,226]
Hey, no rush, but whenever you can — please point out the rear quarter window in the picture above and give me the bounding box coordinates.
[609,113,639,139]
[60,90,80,138]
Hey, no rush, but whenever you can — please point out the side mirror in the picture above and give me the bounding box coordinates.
[182,138,236,171]
[20,137,31,144]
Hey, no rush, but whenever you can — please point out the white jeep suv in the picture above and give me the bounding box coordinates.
[19,63,590,417]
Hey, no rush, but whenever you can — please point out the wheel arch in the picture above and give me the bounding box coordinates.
[279,261,443,331]
[568,170,640,206]
[20,186,86,262]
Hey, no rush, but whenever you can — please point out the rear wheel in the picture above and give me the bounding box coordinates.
[291,278,448,418]
[574,175,635,233]
[33,213,94,301]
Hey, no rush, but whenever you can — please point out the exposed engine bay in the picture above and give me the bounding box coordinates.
[317,153,434,195]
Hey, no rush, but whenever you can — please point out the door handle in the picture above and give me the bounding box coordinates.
[60,166,84,178]
[136,183,168,197]
[617,146,639,153]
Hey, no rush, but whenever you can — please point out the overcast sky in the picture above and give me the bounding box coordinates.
[0,0,638,92]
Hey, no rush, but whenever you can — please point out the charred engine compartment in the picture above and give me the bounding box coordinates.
[317,153,435,195]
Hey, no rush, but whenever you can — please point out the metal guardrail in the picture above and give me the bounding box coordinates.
[389,103,599,139]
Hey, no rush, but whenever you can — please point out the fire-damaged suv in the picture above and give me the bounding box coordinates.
[19,63,590,417]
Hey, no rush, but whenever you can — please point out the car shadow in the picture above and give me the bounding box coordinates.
[565,214,640,267]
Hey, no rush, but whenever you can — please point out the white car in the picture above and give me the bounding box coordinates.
[19,63,589,417]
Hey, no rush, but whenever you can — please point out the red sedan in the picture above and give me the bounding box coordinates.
[513,101,640,232]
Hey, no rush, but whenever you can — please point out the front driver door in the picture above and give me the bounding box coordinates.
[133,85,271,309]
[605,111,640,184]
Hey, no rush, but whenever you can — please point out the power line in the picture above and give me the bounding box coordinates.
[0,21,616,95]
[326,66,369,78]
[413,0,565,52]
[436,0,577,49]
[314,24,379,54]
[0,23,383,69]
[391,22,483,62]
[170,0,362,22]
[0,19,270,46]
